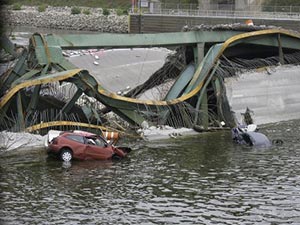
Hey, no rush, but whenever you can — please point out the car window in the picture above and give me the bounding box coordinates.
[94,137,107,147]
[65,135,85,144]
[87,138,96,145]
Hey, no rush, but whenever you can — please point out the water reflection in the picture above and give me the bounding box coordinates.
[1,120,300,224]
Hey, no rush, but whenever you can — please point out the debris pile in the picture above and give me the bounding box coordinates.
[183,23,282,32]
[137,123,197,141]
[0,131,45,152]
[1,26,300,139]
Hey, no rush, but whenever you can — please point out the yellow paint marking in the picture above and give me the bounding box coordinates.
[25,121,108,133]
[96,29,300,106]
[0,69,82,109]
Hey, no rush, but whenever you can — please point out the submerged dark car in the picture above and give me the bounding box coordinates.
[232,124,272,148]
[46,130,131,162]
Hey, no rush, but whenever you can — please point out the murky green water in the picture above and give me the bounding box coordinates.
[1,120,300,224]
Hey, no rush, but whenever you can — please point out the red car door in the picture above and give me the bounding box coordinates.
[84,137,114,160]
[63,134,87,160]
[72,142,86,160]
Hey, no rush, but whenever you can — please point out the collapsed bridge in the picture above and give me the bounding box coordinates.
[1,25,300,134]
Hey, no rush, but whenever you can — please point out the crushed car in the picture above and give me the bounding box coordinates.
[45,130,131,161]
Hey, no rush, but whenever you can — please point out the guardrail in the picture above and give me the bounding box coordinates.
[132,3,300,20]
[143,9,300,20]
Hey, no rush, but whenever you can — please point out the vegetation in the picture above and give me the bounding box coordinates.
[71,6,81,15]
[102,8,110,16]
[38,4,47,12]
[123,8,129,15]
[12,2,21,10]
[116,8,124,16]
[82,8,91,15]
[114,8,128,16]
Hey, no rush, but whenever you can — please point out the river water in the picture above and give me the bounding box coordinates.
[1,119,300,225]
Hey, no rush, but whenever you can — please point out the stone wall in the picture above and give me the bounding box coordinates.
[4,6,128,33]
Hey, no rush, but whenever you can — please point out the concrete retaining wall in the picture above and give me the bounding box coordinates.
[129,14,300,33]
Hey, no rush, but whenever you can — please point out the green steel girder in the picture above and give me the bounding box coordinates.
[164,64,195,101]
[54,88,83,120]
[58,57,78,71]
[213,77,223,123]
[184,44,223,95]
[278,34,284,64]
[0,101,11,122]
[193,60,220,126]
[25,65,50,115]
[33,46,65,65]
[44,31,244,49]
[33,46,50,66]
[3,29,300,131]
[29,33,51,66]
[227,33,300,51]
[29,33,65,67]
[16,92,25,131]
[0,49,29,93]
[0,35,18,58]
[11,69,40,87]
[200,91,208,129]
[194,43,205,65]
[26,85,41,114]
[103,106,150,126]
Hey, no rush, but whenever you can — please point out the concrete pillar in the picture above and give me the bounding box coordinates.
[200,91,209,129]
[196,42,205,64]
[277,34,284,65]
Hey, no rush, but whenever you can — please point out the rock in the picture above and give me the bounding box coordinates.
[3,6,128,33]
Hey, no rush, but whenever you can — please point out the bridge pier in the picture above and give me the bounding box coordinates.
[195,43,205,65]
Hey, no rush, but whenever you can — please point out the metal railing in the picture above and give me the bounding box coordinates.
[147,9,300,20]
[132,3,300,20]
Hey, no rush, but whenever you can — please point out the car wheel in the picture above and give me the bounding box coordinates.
[60,148,73,162]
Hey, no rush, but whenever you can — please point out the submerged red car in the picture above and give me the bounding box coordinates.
[46,130,131,162]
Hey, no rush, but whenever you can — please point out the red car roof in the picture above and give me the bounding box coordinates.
[73,130,98,137]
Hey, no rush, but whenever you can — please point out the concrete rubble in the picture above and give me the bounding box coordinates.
[0,131,45,152]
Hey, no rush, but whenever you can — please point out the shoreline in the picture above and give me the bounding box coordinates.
[3,5,128,33]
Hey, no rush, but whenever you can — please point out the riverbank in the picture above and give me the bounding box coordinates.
[3,6,128,33]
